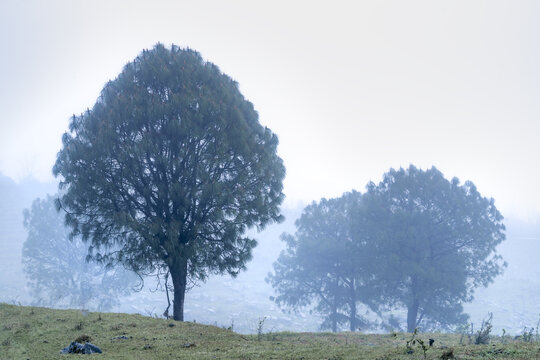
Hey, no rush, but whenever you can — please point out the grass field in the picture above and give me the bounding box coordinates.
[1,303,539,360]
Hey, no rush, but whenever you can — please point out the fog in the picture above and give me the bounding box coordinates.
[1,0,540,335]
[1,174,539,334]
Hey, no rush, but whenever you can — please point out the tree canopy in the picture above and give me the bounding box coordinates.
[53,44,285,320]
[22,195,136,310]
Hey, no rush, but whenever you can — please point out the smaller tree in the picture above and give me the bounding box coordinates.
[363,165,506,332]
[22,195,137,310]
[267,192,378,332]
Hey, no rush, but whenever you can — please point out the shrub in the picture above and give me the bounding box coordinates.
[475,313,493,345]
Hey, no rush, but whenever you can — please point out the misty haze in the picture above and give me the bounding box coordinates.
[1,1,540,359]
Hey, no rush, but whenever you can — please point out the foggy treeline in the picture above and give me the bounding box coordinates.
[1,173,540,334]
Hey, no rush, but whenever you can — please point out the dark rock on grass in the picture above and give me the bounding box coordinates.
[60,341,102,354]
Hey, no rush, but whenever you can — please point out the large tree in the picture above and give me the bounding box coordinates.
[53,44,285,321]
[22,195,136,310]
[363,165,506,332]
[267,192,379,332]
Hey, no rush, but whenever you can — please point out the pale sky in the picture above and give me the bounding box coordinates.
[1,0,539,220]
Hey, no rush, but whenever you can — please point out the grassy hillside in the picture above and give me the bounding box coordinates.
[1,303,539,359]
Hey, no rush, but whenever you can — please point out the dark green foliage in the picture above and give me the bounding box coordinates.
[267,192,378,332]
[53,44,285,321]
[364,165,506,332]
[22,195,135,310]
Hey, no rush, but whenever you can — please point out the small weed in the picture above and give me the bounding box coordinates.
[111,324,122,331]
[475,313,493,345]
[9,299,21,306]
[536,313,540,341]
[268,331,279,342]
[75,334,92,343]
[257,317,267,341]
[519,313,540,342]
[522,327,534,342]
[23,323,30,329]
[457,322,473,345]
[406,328,429,359]
[129,322,137,327]
[144,308,157,318]
[73,321,84,331]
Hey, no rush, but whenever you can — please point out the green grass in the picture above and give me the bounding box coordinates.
[1,303,539,359]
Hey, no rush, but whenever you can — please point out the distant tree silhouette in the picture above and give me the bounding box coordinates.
[268,192,379,332]
[22,195,136,310]
[363,165,506,332]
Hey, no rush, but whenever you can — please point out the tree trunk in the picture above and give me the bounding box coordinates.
[170,259,188,321]
[349,282,357,332]
[349,301,357,332]
[407,298,419,333]
[331,300,338,333]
